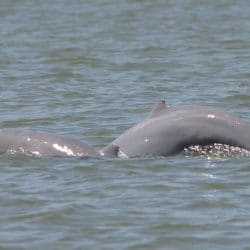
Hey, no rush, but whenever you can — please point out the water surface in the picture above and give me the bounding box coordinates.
[0,0,250,249]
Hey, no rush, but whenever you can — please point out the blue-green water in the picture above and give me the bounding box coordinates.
[1,0,250,249]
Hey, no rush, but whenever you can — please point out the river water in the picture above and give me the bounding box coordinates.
[0,0,250,249]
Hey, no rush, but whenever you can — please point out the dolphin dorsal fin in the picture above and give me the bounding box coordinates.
[100,144,119,157]
[148,100,168,119]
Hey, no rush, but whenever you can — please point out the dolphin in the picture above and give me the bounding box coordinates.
[101,100,250,158]
[0,129,118,158]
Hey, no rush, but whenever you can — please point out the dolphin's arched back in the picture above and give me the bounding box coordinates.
[102,100,250,158]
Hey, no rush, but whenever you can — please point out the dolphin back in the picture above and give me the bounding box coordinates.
[102,101,250,158]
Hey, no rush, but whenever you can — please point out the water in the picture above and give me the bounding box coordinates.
[0,0,250,249]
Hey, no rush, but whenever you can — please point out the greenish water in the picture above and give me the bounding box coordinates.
[0,0,250,249]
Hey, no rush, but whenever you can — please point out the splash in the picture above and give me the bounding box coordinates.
[184,143,250,158]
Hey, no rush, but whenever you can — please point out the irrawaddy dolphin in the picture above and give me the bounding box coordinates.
[101,100,250,158]
[0,129,118,158]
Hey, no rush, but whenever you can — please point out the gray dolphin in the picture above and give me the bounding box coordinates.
[0,129,118,158]
[101,100,250,158]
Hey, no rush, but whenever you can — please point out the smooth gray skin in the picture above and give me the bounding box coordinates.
[0,129,104,158]
[101,100,250,158]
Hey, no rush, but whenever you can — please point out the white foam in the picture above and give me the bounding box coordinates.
[118,149,129,159]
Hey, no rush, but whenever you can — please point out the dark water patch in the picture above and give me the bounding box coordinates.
[222,94,250,115]
[1,117,58,128]
[224,93,250,101]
